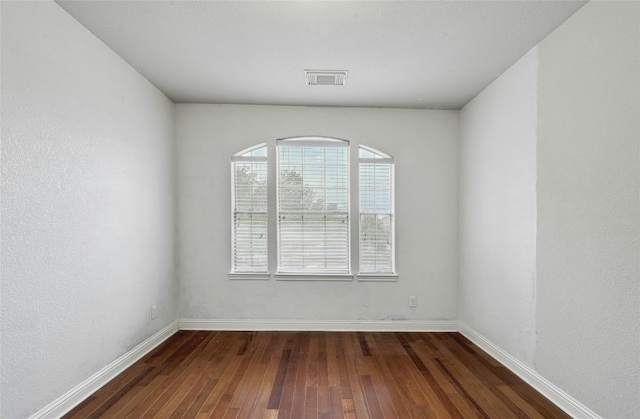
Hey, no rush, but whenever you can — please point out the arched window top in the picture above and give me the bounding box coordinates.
[359,145,393,162]
[277,136,349,148]
[232,143,267,161]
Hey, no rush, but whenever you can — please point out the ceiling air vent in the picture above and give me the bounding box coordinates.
[305,70,347,86]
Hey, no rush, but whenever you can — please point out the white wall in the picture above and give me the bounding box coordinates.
[459,50,538,367]
[177,104,459,322]
[0,2,178,417]
[460,2,640,417]
[536,2,640,418]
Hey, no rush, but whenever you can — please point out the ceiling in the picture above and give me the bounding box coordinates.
[56,0,587,110]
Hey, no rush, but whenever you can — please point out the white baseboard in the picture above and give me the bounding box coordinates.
[458,322,603,419]
[179,318,458,332]
[29,320,179,419]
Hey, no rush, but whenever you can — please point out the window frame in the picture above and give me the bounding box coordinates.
[229,138,397,282]
[357,145,396,280]
[276,137,351,277]
[229,143,269,280]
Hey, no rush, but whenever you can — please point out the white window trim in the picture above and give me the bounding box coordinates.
[358,145,396,276]
[356,274,398,282]
[274,273,354,282]
[276,137,351,276]
[228,272,270,280]
[230,143,268,274]
[229,139,397,281]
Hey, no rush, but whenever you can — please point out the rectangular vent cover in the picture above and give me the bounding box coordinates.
[305,70,347,86]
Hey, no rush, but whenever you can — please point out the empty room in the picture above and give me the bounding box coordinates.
[1,0,638,418]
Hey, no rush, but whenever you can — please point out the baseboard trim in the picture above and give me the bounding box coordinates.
[29,320,179,419]
[458,322,603,419]
[179,318,458,332]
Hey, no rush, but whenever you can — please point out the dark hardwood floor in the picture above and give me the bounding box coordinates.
[63,331,570,418]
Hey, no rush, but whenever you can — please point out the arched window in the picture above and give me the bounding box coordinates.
[230,139,395,279]
[359,146,395,274]
[277,137,350,274]
[231,144,267,273]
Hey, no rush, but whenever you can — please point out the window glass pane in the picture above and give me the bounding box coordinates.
[232,151,267,273]
[278,140,349,274]
[240,145,267,157]
[250,146,267,157]
[234,162,267,211]
[359,148,375,159]
[359,147,394,274]
[360,214,393,273]
[233,213,268,272]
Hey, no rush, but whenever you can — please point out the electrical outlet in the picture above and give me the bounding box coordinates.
[408,296,417,308]
[150,305,158,319]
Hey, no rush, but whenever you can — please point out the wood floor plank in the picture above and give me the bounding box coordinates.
[144,333,215,418]
[329,386,344,419]
[247,334,288,418]
[178,337,244,418]
[316,333,331,418]
[304,386,318,419]
[425,337,522,419]
[154,360,210,417]
[334,333,354,401]
[194,345,249,416]
[343,333,372,419]
[397,334,463,419]
[266,349,291,409]
[63,331,572,419]
[360,374,385,419]
[363,342,399,418]
[125,332,214,418]
[420,332,538,419]
[375,334,430,419]
[369,333,413,419]
[497,384,551,419]
[277,332,303,418]
[290,332,311,419]
[64,362,151,418]
[234,334,277,418]
[433,333,567,418]
[167,363,217,417]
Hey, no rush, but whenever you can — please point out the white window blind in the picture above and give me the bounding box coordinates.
[359,147,395,274]
[231,145,267,273]
[277,138,350,274]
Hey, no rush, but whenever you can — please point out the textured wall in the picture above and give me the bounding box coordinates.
[0,2,178,417]
[536,2,640,417]
[459,50,538,367]
[177,104,459,322]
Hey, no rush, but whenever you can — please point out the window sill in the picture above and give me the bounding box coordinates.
[228,272,270,280]
[357,274,398,282]
[228,272,397,282]
[275,273,354,282]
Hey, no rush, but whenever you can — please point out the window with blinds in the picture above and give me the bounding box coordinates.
[359,146,395,274]
[231,145,268,273]
[277,138,350,274]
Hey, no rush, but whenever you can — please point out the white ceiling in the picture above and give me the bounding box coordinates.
[56,0,587,110]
